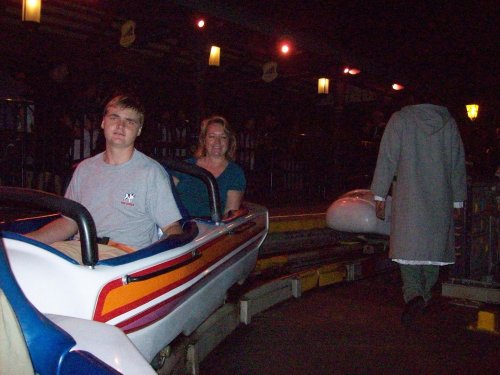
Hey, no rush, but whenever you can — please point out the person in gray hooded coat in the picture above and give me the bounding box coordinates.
[370,92,467,326]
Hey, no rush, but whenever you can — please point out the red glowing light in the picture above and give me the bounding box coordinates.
[343,67,360,75]
[280,43,290,54]
[392,83,405,91]
[197,19,205,28]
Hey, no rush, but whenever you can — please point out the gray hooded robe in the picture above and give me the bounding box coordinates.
[370,104,467,262]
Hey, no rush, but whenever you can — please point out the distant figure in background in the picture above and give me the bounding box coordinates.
[254,114,280,196]
[0,69,33,186]
[0,143,19,186]
[366,110,386,142]
[173,115,246,218]
[154,109,174,159]
[495,127,500,177]
[237,118,258,197]
[360,110,387,171]
[34,62,74,194]
[72,82,103,161]
[172,109,194,158]
[370,88,467,328]
[72,115,98,162]
[238,118,257,172]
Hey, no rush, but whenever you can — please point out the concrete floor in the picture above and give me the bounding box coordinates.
[201,270,499,375]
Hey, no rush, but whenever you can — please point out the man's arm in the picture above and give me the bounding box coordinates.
[370,113,401,199]
[453,201,464,220]
[25,217,78,245]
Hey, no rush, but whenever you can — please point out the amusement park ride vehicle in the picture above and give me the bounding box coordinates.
[326,189,391,236]
[0,160,269,374]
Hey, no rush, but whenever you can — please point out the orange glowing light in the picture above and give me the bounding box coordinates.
[197,19,205,28]
[208,46,220,66]
[22,0,41,23]
[392,83,405,91]
[318,78,329,94]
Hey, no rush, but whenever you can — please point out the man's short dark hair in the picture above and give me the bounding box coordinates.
[104,94,145,126]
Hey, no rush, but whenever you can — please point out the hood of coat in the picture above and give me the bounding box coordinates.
[401,104,451,135]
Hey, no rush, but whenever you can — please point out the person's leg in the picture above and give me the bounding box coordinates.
[54,175,62,195]
[25,170,33,188]
[399,264,424,303]
[422,265,440,303]
[400,264,426,326]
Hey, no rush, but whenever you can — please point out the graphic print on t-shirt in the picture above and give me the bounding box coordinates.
[121,193,135,206]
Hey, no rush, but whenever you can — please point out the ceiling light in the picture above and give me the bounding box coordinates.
[208,46,220,66]
[466,104,479,121]
[22,0,41,23]
[318,78,329,94]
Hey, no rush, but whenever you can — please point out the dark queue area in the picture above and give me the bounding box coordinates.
[1,62,498,204]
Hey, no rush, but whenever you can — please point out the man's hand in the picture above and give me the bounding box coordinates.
[375,200,386,220]
[453,207,463,221]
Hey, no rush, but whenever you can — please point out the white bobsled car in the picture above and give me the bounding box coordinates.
[0,159,268,374]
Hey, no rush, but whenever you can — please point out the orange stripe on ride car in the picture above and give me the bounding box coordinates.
[94,219,265,321]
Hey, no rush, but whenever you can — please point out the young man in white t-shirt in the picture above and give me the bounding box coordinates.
[27,95,182,260]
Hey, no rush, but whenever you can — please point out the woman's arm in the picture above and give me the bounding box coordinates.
[160,221,183,239]
[224,190,244,214]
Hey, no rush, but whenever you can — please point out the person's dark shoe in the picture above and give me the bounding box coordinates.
[401,296,425,327]
[421,298,434,314]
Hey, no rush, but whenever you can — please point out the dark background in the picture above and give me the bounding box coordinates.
[0,0,498,199]
[1,0,498,120]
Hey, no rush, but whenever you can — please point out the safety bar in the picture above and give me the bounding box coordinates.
[162,158,222,224]
[0,187,98,267]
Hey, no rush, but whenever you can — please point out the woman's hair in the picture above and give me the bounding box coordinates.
[195,115,237,160]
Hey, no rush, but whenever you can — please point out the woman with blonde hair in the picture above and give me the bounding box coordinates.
[173,115,246,218]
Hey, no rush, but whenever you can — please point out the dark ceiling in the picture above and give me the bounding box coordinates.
[1,0,498,118]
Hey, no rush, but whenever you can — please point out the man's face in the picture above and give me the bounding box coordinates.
[101,105,142,149]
